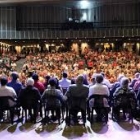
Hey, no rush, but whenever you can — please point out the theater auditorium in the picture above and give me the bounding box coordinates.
[0,0,140,140]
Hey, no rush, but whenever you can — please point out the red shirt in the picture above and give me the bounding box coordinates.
[34,81,45,94]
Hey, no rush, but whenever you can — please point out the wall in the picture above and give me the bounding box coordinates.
[0,3,140,39]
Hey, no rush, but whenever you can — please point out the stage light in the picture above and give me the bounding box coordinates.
[79,0,90,9]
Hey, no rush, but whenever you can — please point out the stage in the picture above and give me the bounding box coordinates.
[0,117,140,140]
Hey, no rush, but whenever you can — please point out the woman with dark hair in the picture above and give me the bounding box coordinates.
[44,75,50,89]
[41,78,64,121]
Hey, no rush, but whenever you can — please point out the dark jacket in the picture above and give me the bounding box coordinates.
[18,85,41,108]
[65,84,89,111]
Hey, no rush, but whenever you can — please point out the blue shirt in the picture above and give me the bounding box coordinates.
[7,80,23,96]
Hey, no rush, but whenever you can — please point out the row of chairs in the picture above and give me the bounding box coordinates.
[0,94,138,125]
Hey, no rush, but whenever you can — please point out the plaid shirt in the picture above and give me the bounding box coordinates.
[42,87,63,108]
[133,80,140,91]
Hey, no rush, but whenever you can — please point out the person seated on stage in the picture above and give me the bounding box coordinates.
[32,73,45,95]
[18,78,41,121]
[7,71,23,96]
[113,77,136,121]
[65,75,89,124]
[0,77,17,119]
[42,78,64,121]
[129,72,140,88]
[88,74,110,121]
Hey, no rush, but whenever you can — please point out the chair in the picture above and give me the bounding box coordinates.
[112,93,137,122]
[20,98,40,123]
[87,94,110,124]
[41,95,64,125]
[66,96,87,126]
[62,87,68,95]
[0,96,17,124]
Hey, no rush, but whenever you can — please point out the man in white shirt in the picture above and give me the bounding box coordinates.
[88,74,110,107]
[88,74,110,121]
[59,72,71,94]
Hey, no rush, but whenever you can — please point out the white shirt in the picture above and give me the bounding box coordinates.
[88,83,110,107]
[59,78,71,89]
[89,83,110,97]
[0,86,17,107]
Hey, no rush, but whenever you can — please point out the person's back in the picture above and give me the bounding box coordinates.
[65,75,89,110]
[0,77,17,107]
[32,74,45,95]
[113,77,136,121]
[88,74,109,108]
[65,75,89,124]
[7,72,23,96]
[59,72,71,94]
[18,78,41,107]
[42,78,64,108]
[66,75,89,98]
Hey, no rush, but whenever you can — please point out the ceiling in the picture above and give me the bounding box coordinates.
[0,0,140,8]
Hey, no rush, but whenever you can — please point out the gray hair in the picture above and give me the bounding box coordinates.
[26,78,34,86]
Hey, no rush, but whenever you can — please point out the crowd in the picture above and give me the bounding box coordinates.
[0,48,140,123]
[17,49,140,85]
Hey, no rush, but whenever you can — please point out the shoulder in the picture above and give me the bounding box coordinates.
[32,87,40,92]
[67,79,71,83]
[69,84,76,88]
[6,86,15,92]
[59,79,62,83]
[55,89,62,93]
[102,84,109,89]
[83,85,89,89]
[7,82,12,85]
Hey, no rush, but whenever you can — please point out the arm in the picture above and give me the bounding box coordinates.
[88,86,93,98]
[104,86,110,96]
[11,88,17,98]
[35,88,41,100]
[113,87,120,97]
[41,89,47,101]
[65,86,71,98]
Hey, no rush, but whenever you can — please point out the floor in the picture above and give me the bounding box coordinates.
[0,117,140,140]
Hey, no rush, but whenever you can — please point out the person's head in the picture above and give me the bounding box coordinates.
[48,78,57,87]
[117,74,125,82]
[100,72,105,78]
[27,71,34,77]
[76,75,84,85]
[0,77,8,86]
[95,74,103,84]
[120,77,129,88]
[45,75,51,81]
[26,78,34,86]
[91,73,97,84]
[62,72,68,78]
[11,71,19,80]
[32,74,39,81]
[135,72,140,78]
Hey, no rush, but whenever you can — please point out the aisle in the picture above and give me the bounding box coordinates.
[16,58,26,72]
